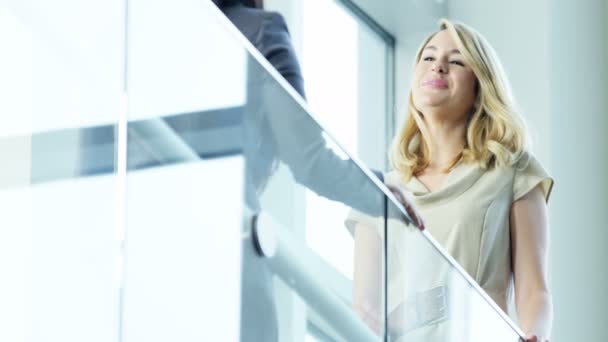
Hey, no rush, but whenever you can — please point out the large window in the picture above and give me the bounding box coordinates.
[296,1,395,340]
[300,0,394,287]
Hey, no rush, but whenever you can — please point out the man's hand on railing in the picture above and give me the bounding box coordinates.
[386,184,425,231]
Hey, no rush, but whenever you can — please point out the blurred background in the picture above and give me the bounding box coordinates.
[0,0,606,341]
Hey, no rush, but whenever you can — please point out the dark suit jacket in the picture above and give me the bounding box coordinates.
[221,4,306,98]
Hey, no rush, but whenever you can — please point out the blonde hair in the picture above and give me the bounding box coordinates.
[390,18,529,181]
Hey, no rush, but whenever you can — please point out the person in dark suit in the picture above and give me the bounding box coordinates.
[211,1,422,341]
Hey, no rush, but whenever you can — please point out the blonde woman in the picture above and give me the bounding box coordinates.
[349,19,553,342]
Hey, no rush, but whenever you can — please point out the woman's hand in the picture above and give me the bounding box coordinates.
[386,184,425,231]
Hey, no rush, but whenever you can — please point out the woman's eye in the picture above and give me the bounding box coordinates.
[450,60,465,66]
[422,56,435,62]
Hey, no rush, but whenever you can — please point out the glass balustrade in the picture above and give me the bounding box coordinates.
[0,0,527,340]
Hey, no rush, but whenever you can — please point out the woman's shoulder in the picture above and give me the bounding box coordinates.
[510,151,554,202]
[511,151,546,171]
[486,151,545,175]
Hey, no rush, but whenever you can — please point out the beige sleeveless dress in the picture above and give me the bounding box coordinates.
[346,153,553,341]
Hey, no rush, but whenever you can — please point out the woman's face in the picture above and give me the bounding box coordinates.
[412,30,477,122]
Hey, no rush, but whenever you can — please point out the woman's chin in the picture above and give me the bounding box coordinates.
[414,101,449,114]
[413,93,448,108]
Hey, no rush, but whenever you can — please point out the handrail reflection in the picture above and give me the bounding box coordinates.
[253,212,379,342]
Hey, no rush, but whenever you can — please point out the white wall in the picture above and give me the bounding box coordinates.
[447,0,551,165]
[448,0,608,340]
[547,1,608,341]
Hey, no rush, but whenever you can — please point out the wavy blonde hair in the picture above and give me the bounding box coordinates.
[390,19,529,181]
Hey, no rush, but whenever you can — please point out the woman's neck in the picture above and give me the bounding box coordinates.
[423,116,467,172]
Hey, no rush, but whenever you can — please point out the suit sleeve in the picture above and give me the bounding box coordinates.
[256,12,306,98]
[248,12,385,217]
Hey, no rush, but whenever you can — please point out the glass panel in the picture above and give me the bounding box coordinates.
[301,2,391,319]
[247,61,387,340]
[383,201,523,341]
[121,1,244,341]
[0,1,124,341]
[301,0,352,280]
[123,0,528,341]
[121,159,244,342]
[124,1,386,341]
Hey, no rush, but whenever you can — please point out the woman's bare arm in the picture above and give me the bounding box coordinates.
[511,185,553,341]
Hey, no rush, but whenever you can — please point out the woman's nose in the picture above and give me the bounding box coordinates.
[431,62,447,74]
